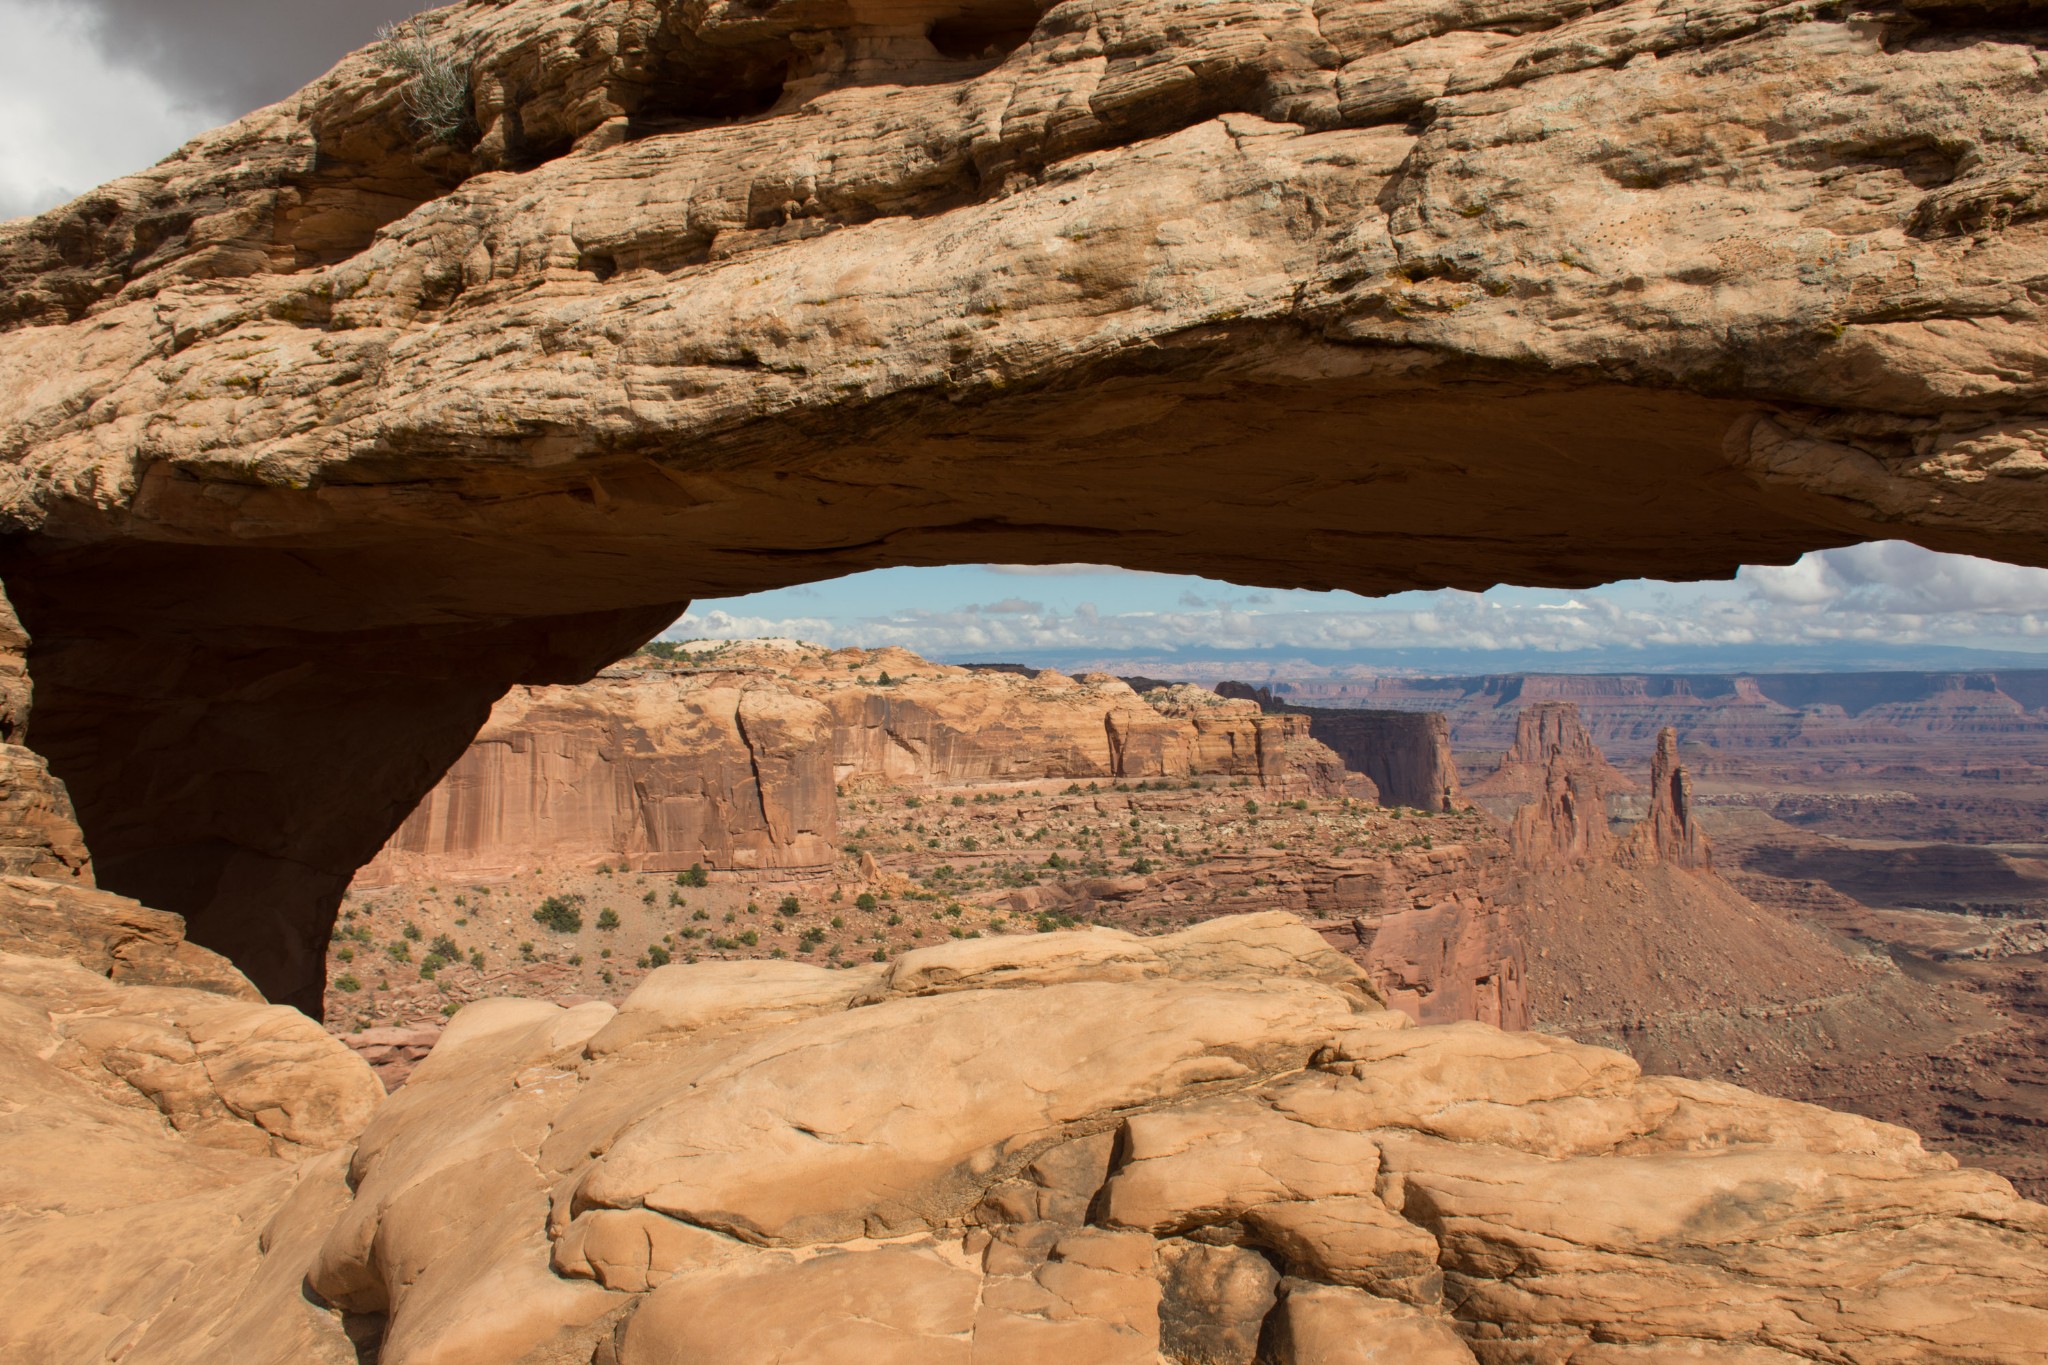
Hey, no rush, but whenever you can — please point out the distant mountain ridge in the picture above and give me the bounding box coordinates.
[1250,670,2048,760]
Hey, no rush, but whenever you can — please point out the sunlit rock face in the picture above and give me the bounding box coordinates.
[355,645,1357,888]
[7,910,2047,1365]
[6,0,2048,1003]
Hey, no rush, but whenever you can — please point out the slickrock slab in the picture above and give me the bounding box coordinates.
[4,911,2041,1364]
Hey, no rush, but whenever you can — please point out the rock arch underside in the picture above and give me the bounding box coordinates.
[12,0,2048,1012]
[7,3,2048,1360]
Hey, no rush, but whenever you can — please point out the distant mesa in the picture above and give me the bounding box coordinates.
[358,644,1367,889]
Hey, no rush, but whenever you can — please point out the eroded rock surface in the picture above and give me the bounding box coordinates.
[7,910,2042,1364]
[359,643,1358,884]
[5,0,2048,1002]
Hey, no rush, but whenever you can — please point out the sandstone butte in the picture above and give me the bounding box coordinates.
[4,0,2048,1010]
[357,640,1376,886]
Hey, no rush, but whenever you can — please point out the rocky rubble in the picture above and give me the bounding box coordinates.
[8,910,2046,1365]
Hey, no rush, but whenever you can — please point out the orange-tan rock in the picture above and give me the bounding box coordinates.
[9,0,2048,1007]
[359,643,1360,883]
[7,910,2045,1364]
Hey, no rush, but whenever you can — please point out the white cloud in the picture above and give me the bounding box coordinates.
[1740,555,1841,606]
[675,543,2048,663]
[0,1,208,219]
[1823,541,2048,614]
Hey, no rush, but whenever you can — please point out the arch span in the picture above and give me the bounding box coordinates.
[5,0,2048,1007]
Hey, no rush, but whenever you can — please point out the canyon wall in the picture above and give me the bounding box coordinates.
[1223,686,1460,812]
[1272,670,2048,759]
[357,671,840,886]
[359,646,1366,886]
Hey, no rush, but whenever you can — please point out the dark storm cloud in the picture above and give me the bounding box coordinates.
[38,0,424,119]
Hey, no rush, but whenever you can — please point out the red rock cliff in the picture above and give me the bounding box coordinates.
[358,671,839,884]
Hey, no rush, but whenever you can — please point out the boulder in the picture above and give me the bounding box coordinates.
[1,912,2044,1364]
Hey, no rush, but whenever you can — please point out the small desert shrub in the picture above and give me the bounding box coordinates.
[377,17,474,144]
[778,895,801,918]
[856,893,879,913]
[419,953,446,979]
[596,908,621,931]
[646,943,672,967]
[334,974,362,994]
[533,894,585,934]
[430,934,459,960]
[678,864,709,887]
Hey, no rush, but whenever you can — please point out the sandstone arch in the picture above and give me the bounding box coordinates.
[5,0,2048,1008]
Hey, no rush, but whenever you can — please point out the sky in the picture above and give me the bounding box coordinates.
[6,4,2048,673]
[0,0,415,220]
[671,546,2048,675]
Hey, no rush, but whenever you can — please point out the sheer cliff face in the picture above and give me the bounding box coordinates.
[359,656,1358,884]
[357,675,840,886]
[1292,710,1461,812]
[7,0,2048,1001]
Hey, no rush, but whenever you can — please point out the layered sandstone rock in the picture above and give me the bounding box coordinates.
[359,646,1360,884]
[7,912,2043,1365]
[1225,687,1462,812]
[1491,703,1630,871]
[1470,701,1635,802]
[7,0,2048,1002]
[358,667,839,885]
[1620,727,1713,870]
[1141,684,1365,798]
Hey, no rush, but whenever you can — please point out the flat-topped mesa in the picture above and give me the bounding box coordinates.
[7,0,2048,1003]
[1621,727,1713,871]
[359,647,1359,887]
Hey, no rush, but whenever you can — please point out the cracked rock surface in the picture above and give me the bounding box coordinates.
[4,910,2043,1364]
[4,0,2048,1005]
